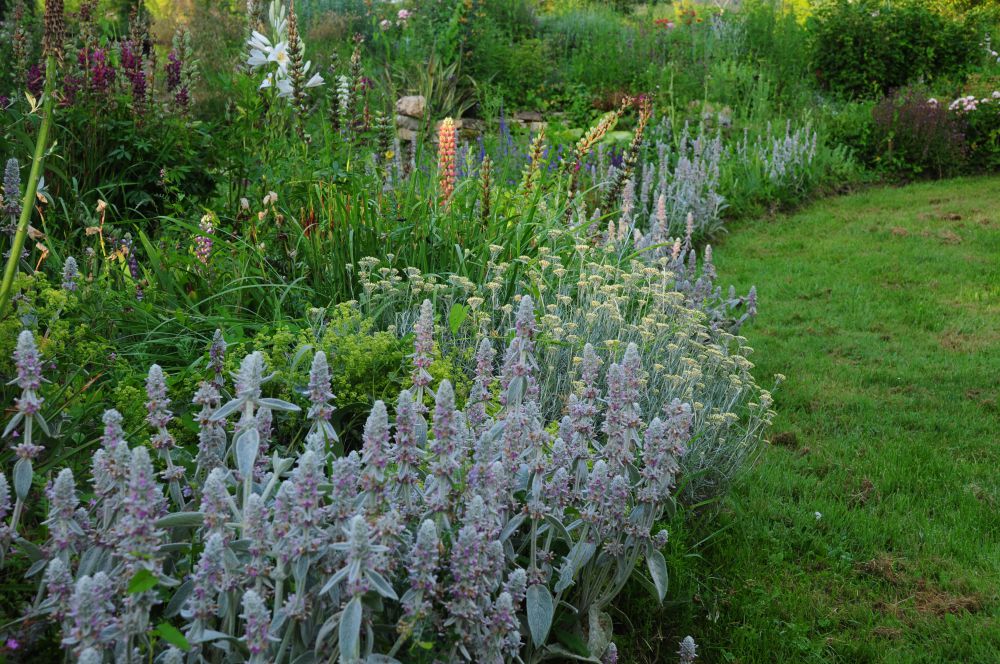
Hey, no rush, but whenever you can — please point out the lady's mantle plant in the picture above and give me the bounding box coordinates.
[3,296,707,663]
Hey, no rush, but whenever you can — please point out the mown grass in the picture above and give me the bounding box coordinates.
[622,177,1000,663]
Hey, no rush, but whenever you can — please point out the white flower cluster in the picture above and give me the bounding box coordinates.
[943,91,1000,113]
[245,0,322,99]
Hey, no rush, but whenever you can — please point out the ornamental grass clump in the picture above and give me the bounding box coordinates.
[2,293,724,662]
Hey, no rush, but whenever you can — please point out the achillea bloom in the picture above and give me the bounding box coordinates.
[438,118,457,205]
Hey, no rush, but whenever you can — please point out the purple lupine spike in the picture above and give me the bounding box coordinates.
[679,636,698,663]
[747,286,758,317]
[361,400,390,511]
[44,469,80,559]
[603,642,619,664]
[115,446,165,572]
[193,382,226,475]
[411,299,435,409]
[392,389,423,517]
[61,256,79,291]
[64,572,116,655]
[182,532,226,625]
[241,589,271,658]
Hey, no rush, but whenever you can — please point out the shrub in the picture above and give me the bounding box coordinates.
[871,87,968,178]
[809,0,980,99]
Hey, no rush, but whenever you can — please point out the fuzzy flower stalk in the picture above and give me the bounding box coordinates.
[0,2,61,317]
[4,331,50,544]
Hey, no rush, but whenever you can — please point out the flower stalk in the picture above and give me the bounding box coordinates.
[0,53,58,318]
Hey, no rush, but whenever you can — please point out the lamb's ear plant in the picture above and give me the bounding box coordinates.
[0,0,62,318]
[0,292,732,663]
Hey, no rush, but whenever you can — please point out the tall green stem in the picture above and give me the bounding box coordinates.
[0,56,57,318]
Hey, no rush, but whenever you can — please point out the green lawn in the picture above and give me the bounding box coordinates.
[630,178,1000,663]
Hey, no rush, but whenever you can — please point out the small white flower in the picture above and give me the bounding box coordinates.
[814,511,822,521]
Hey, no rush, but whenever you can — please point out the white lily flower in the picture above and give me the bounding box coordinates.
[268,42,290,73]
[275,77,293,98]
[247,48,268,68]
[248,30,272,52]
[259,72,274,90]
[306,72,324,88]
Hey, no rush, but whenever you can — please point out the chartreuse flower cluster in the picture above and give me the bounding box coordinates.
[0,292,719,663]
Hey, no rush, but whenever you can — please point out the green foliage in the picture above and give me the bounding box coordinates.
[809,0,981,99]
[666,178,1000,663]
